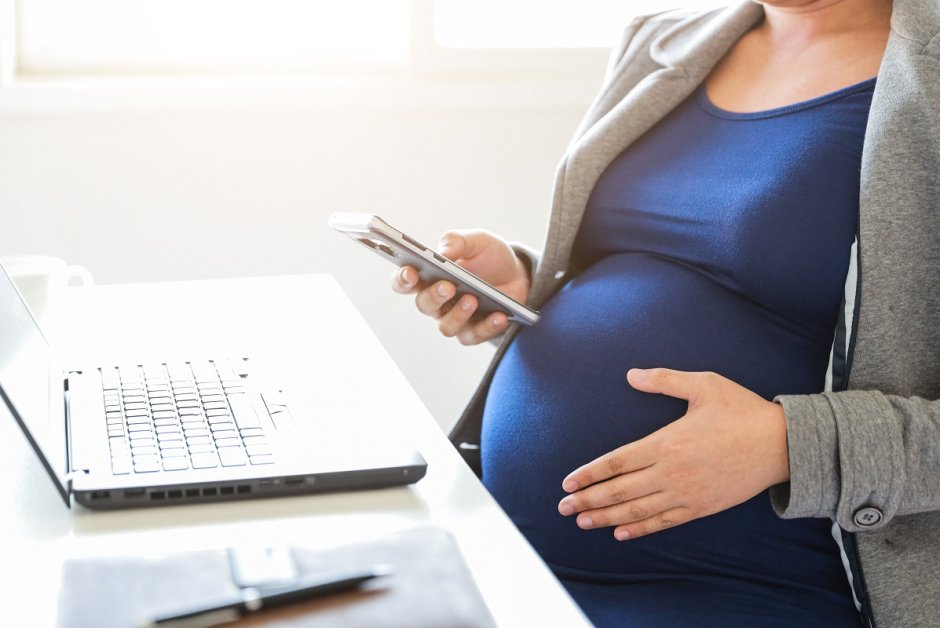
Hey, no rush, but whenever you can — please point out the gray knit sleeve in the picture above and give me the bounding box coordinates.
[771,390,940,532]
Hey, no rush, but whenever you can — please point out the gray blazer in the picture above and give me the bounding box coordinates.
[449,1,940,625]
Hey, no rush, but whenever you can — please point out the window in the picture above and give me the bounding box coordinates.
[5,0,726,81]
[15,0,411,76]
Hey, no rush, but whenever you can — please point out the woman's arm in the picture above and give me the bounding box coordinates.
[556,369,940,540]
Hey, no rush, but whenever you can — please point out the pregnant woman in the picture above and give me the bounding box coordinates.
[392,0,939,625]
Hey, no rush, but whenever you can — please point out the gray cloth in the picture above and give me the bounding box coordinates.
[449,1,940,626]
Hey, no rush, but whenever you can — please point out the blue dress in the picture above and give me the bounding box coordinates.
[481,78,876,626]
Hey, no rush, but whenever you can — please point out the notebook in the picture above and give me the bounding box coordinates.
[0,263,427,509]
[57,527,496,627]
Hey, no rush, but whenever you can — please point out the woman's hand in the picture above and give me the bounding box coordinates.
[557,368,790,540]
[390,230,530,345]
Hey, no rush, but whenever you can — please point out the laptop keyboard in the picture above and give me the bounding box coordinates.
[101,360,275,475]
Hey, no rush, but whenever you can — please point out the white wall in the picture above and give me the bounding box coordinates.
[0,80,599,430]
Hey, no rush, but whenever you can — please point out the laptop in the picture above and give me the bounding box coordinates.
[0,264,427,510]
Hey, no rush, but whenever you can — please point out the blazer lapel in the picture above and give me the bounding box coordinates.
[530,2,764,306]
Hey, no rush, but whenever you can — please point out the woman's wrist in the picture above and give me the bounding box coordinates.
[765,401,791,486]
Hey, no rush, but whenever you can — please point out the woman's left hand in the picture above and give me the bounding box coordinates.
[557,368,791,540]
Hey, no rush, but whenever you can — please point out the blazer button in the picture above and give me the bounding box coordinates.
[853,507,884,528]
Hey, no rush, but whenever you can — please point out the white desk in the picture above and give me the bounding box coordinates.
[0,275,588,627]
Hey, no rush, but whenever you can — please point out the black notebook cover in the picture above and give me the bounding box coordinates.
[57,527,496,628]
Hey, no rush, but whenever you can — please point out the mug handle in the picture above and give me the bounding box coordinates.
[65,264,94,287]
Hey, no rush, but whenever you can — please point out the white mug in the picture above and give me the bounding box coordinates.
[1,255,94,325]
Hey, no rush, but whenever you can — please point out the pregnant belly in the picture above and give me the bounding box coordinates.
[481,253,840,588]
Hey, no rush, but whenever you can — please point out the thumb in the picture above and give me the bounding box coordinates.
[627,368,703,402]
[437,231,467,261]
[438,231,492,262]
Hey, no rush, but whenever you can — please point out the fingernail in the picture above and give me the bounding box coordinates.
[438,237,453,252]
[399,267,412,287]
[562,479,578,492]
[615,529,631,541]
[577,515,593,529]
[461,297,472,311]
[559,501,574,516]
[490,316,505,327]
[628,368,647,383]
[436,283,451,298]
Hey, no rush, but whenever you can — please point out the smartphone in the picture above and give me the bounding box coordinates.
[329,213,540,326]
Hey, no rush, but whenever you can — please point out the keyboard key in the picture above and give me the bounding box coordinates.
[218,448,248,467]
[125,409,150,418]
[162,458,189,471]
[214,438,241,448]
[205,409,231,418]
[177,401,202,410]
[174,393,199,402]
[209,422,235,432]
[249,454,274,465]
[111,461,132,475]
[189,362,219,382]
[132,454,160,464]
[242,435,267,445]
[126,416,152,425]
[211,430,238,440]
[119,366,142,380]
[129,431,154,441]
[155,425,181,434]
[130,445,158,456]
[208,416,233,426]
[188,443,215,454]
[228,395,261,430]
[183,428,210,438]
[166,362,193,381]
[191,452,219,469]
[153,418,179,427]
[152,411,178,421]
[186,436,212,445]
[203,401,228,411]
[157,434,184,445]
[180,413,204,422]
[201,394,225,403]
[106,418,124,427]
[134,462,162,473]
[161,447,187,457]
[108,428,125,437]
[127,424,153,433]
[150,403,175,413]
[245,444,272,457]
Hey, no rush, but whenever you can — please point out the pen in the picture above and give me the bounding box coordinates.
[139,566,392,628]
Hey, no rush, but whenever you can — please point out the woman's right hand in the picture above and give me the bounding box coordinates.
[390,229,531,345]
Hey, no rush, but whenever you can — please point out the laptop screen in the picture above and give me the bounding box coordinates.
[0,264,68,502]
